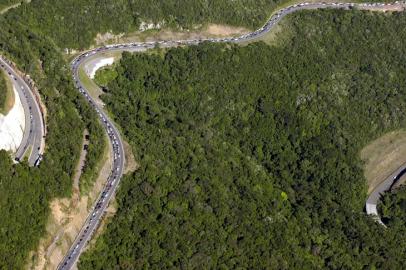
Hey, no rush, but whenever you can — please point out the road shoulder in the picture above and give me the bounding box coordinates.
[26,137,112,270]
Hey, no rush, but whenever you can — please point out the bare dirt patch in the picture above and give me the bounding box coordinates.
[361,130,406,194]
[94,24,250,46]
[357,5,405,12]
[123,140,139,174]
[27,139,113,270]
[205,24,250,36]
[95,32,125,45]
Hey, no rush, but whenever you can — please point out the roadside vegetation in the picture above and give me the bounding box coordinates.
[0,1,404,270]
[0,9,106,270]
[379,186,406,226]
[0,0,19,10]
[0,69,7,112]
[10,0,284,48]
[75,97,107,195]
[0,68,13,114]
[8,0,380,50]
[94,68,118,87]
[79,9,406,269]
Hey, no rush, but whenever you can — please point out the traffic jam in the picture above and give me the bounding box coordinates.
[61,1,406,268]
[0,58,43,165]
[60,64,123,269]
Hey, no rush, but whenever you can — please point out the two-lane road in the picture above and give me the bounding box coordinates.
[59,2,406,269]
[0,56,44,166]
[366,164,406,226]
[58,59,125,270]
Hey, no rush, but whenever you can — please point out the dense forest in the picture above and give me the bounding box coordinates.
[0,1,404,269]
[5,0,377,49]
[0,9,106,270]
[380,186,406,226]
[79,9,406,269]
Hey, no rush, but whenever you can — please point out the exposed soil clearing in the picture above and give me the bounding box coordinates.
[27,138,113,270]
[357,5,405,12]
[205,24,250,36]
[94,24,250,46]
[123,140,138,174]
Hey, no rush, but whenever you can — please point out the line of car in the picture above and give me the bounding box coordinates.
[69,1,406,62]
[60,1,405,269]
[58,55,125,269]
[0,58,43,166]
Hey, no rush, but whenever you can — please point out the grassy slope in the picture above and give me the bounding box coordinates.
[361,130,406,193]
[0,68,14,115]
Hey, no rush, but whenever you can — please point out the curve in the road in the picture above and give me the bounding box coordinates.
[58,2,406,269]
[366,163,406,226]
[0,56,44,166]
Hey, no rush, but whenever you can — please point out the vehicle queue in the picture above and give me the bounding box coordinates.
[60,1,406,268]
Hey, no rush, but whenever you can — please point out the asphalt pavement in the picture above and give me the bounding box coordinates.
[58,2,406,269]
[58,58,126,270]
[0,56,44,166]
[365,163,406,226]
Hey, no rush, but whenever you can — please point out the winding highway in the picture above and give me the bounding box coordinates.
[0,56,44,166]
[58,2,406,269]
[366,163,406,226]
